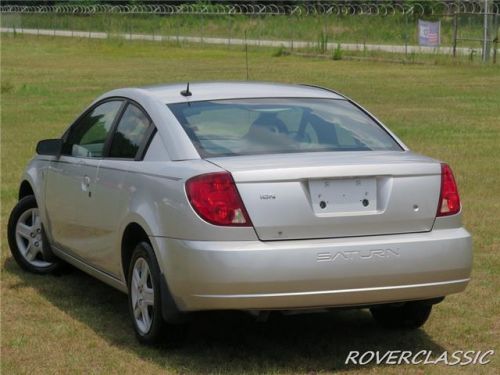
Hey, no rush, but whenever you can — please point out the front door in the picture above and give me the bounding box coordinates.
[45,100,124,260]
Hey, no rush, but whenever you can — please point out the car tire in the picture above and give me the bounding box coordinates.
[370,301,432,330]
[7,195,62,274]
[127,241,168,345]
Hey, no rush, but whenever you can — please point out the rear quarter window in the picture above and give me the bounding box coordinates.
[109,104,151,159]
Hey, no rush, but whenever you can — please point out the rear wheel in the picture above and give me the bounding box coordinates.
[370,301,432,330]
[7,195,61,274]
[127,242,166,345]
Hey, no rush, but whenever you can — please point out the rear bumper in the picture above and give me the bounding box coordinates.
[153,227,472,311]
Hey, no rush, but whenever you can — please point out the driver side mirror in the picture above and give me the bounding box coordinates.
[36,139,62,156]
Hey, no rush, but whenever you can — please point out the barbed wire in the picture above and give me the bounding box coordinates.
[1,1,499,16]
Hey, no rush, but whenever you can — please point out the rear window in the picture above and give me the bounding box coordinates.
[168,98,401,157]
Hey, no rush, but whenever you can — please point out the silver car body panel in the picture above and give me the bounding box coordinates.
[19,82,472,312]
[155,225,471,311]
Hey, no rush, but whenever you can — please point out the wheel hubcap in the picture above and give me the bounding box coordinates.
[15,208,52,268]
[131,257,155,334]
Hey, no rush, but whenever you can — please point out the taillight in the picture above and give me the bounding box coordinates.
[186,172,252,226]
[437,163,461,216]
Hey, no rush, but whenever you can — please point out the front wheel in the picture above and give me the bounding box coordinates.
[7,195,61,274]
[370,301,432,330]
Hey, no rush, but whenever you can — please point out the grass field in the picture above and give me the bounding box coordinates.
[1,34,499,374]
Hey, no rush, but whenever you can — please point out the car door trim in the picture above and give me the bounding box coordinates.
[49,159,181,181]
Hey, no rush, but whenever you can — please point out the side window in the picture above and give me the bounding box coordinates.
[63,101,122,158]
[108,104,151,159]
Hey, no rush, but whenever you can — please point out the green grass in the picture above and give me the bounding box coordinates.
[1,34,500,374]
[1,12,494,50]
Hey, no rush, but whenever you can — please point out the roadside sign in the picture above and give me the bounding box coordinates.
[419,20,441,47]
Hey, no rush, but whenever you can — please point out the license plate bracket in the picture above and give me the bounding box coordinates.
[309,177,377,214]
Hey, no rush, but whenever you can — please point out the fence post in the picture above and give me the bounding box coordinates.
[228,15,232,48]
[483,0,490,62]
[244,30,249,80]
[129,15,132,42]
[453,12,458,57]
[176,15,180,45]
[493,14,498,63]
[201,13,204,44]
[404,12,408,57]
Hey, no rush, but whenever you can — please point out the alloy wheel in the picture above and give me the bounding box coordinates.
[15,208,52,268]
[131,257,155,334]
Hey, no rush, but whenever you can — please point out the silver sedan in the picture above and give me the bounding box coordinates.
[8,82,472,344]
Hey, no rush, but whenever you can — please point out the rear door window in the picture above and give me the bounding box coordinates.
[108,104,152,159]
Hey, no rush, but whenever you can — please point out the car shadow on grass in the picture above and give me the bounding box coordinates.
[5,257,446,373]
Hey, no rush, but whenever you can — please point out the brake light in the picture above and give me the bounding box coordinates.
[437,163,461,216]
[186,172,252,226]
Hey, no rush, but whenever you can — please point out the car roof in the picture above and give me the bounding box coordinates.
[133,81,344,104]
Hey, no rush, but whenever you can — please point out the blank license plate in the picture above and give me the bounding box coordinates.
[309,177,377,214]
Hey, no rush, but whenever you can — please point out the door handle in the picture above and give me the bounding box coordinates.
[81,175,91,192]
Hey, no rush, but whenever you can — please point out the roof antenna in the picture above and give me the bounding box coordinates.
[180,82,192,97]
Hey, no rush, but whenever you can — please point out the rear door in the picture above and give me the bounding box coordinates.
[85,102,154,276]
[209,151,441,240]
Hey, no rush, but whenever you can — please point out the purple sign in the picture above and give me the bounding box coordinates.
[418,20,441,47]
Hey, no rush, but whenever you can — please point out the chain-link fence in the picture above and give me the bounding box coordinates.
[1,1,499,63]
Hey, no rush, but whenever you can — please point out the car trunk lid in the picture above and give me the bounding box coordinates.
[207,151,441,241]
